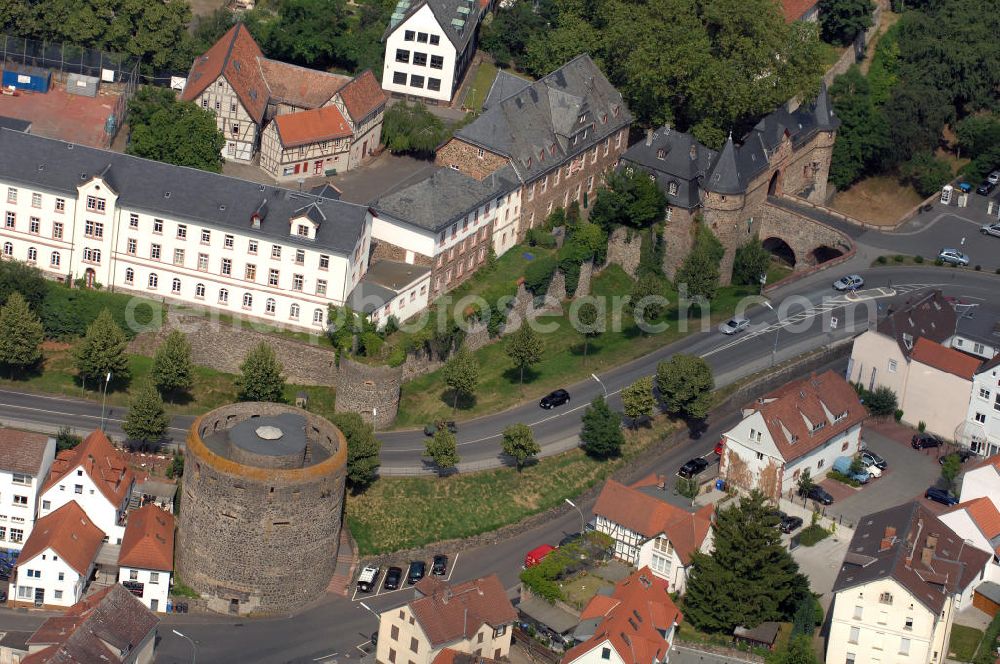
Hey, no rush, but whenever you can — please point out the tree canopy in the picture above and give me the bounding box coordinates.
[655,354,714,421]
[151,330,194,399]
[331,411,382,491]
[819,0,875,46]
[236,342,286,403]
[127,88,225,173]
[426,428,460,473]
[443,347,480,411]
[381,103,450,159]
[73,309,130,386]
[505,324,543,384]
[590,170,667,230]
[122,380,169,448]
[581,395,624,458]
[676,223,724,300]
[0,292,44,377]
[501,423,540,470]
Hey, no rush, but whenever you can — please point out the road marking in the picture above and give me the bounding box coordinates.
[355,641,373,656]
[445,552,459,581]
[0,400,188,434]
[312,652,338,662]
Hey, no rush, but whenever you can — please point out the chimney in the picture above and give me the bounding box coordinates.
[927,533,938,551]
[689,144,696,160]
[646,128,653,146]
[920,545,934,567]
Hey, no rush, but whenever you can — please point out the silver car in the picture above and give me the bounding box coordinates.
[719,317,750,335]
[988,171,1000,185]
[938,248,970,266]
[833,274,864,291]
[981,223,1000,238]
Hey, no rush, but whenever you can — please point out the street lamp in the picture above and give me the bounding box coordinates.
[172,629,197,664]
[99,371,112,431]
[565,498,586,534]
[590,373,607,398]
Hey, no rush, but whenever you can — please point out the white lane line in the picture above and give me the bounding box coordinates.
[312,652,338,662]
[0,400,189,433]
[445,552,460,581]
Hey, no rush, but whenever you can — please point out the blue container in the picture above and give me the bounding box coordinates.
[2,66,51,94]
[166,600,173,613]
[715,479,725,491]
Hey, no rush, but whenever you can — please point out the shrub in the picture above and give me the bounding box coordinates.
[40,284,161,341]
[523,256,558,295]
[894,408,904,422]
[893,254,904,263]
[799,524,830,547]
[914,255,924,264]
[975,265,982,271]
[876,255,887,264]
[827,470,861,488]
[386,345,406,367]
[935,258,944,266]
[918,420,926,433]
[526,228,557,249]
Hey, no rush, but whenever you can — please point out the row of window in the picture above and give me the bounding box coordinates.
[2,243,62,268]
[127,569,161,583]
[436,196,511,245]
[846,627,913,655]
[402,30,440,45]
[526,149,607,202]
[5,212,64,239]
[394,49,445,69]
[432,246,488,293]
[390,71,442,92]
[0,526,24,542]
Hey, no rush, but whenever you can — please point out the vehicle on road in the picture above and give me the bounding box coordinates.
[981,223,1000,238]
[977,181,996,196]
[432,554,448,576]
[938,248,970,266]
[407,560,426,585]
[833,456,871,484]
[939,449,977,465]
[805,485,833,505]
[989,171,1000,185]
[540,389,571,409]
[356,565,381,593]
[860,450,887,470]
[384,566,403,590]
[780,515,804,533]
[912,433,944,449]
[718,317,750,335]
[423,421,457,436]
[924,487,958,506]
[524,544,556,568]
[833,274,864,291]
[678,457,709,478]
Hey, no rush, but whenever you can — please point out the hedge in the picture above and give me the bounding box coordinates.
[523,255,558,296]
[40,283,162,341]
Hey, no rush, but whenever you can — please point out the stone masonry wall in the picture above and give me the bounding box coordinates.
[575,260,594,298]
[757,203,853,267]
[603,226,641,278]
[661,208,698,280]
[434,139,510,180]
[335,357,402,429]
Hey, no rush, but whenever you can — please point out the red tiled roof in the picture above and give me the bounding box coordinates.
[118,504,174,571]
[181,23,268,123]
[0,428,51,476]
[946,497,1000,553]
[432,649,500,664]
[562,567,682,664]
[336,70,388,121]
[408,574,517,648]
[911,337,981,380]
[593,480,713,564]
[745,370,865,463]
[17,502,105,576]
[273,105,353,148]
[779,0,818,22]
[43,430,134,509]
[257,59,351,109]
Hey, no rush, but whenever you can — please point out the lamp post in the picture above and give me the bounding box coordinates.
[172,629,197,664]
[590,373,607,398]
[565,498,586,535]
[99,371,112,431]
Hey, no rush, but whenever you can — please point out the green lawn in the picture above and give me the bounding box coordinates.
[798,524,830,547]
[948,625,984,662]
[561,572,615,610]
[463,61,499,112]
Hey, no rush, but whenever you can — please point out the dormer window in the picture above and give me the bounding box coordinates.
[657,149,666,160]
[578,114,586,124]
[668,181,679,196]
[296,224,309,237]
[902,333,913,350]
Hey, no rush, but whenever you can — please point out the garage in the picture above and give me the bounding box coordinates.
[973,580,1000,618]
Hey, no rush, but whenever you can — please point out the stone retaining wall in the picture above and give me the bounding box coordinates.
[603,226,641,278]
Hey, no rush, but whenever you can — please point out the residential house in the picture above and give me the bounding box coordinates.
[827,502,991,664]
[0,127,372,331]
[22,584,159,664]
[381,0,486,104]
[370,166,521,300]
[901,337,980,439]
[938,498,1000,583]
[348,260,432,328]
[117,505,174,613]
[949,302,1000,361]
[592,479,713,593]
[37,430,134,545]
[375,574,517,664]
[562,566,682,664]
[181,24,386,170]
[780,0,820,22]
[11,502,105,609]
[958,456,1000,512]
[436,55,632,237]
[0,429,55,553]
[719,370,865,501]
[957,357,1000,457]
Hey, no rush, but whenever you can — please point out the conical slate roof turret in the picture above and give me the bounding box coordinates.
[705,132,743,195]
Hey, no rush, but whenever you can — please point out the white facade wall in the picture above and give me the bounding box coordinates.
[0,439,54,552]
[371,215,437,259]
[38,472,127,544]
[900,362,972,440]
[382,6,459,103]
[849,331,909,396]
[635,532,712,594]
[376,602,513,664]
[782,423,863,495]
[13,549,88,608]
[962,370,1000,457]
[949,334,999,361]
[491,187,522,258]
[0,185,76,280]
[958,465,1000,512]
[594,515,643,565]
[370,273,431,328]
[117,566,171,613]
[564,638,627,664]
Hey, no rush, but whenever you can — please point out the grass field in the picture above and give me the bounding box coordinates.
[948,625,984,662]
[829,175,924,226]
[463,62,500,112]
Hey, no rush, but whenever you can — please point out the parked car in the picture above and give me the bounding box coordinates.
[384,566,403,591]
[805,485,833,505]
[524,544,556,568]
[780,515,804,534]
[924,487,958,506]
[865,464,883,479]
[939,449,977,465]
[678,457,709,478]
[432,554,448,576]
[714,439,725,456]
[989,171,1000,185]
[832,456,871,484]
[718,317,750,335]
[912,433,944,449]
[356,565,381,593]
[938,248,970,266]
[540,389,571,409]
[860,450,887,470]
[833,274,864,291]
[981,223,1000,238]
[423,421,457,436]
[407,560,426,585]
[977,181,996,196]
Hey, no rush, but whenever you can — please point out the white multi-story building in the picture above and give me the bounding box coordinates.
[957,357,1000,457]
[117,504,174,613]
[719,370,865,501]
[37,430,134,545]
[958,456,1000,511]
[0,127,372,331]
[11,501,105,609]
[939,498,1000,583]
[0,429,55,553]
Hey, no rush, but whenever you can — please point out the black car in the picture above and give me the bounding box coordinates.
[407,560,426,585]
[925,487,958,506]
[912,433,943,449]
[977,181,996,196]
[540,389,571,409]
[423,421,457,436]
[806,485,833,505]
[432,554,448,576]
[939,449,977,464]
[678,457,709,479]
[384,566,403,591]
[860,450,887,470]
[779,515,804,534]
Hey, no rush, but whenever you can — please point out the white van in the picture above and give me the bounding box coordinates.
[357,566,381,592]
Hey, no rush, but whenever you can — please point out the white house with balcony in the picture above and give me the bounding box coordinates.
[0,429,55,553]
[957,356,1000,457]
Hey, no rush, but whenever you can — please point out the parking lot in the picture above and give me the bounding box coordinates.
[350,552,461,603]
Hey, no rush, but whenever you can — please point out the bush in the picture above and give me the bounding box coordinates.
[40,284,160,341]
[894,408,904,422]
[935,258,944,266]
[893,254,904,263]
[523,256,558,296]
[914,255,924,264]
[827,470,862,487]
[918,421,926,433]
[876,255,887,264]
[858,385,899,417]
[799,524,830,547]
[526,228,557,249]
[975,265,982,271]
[386,345,406,367]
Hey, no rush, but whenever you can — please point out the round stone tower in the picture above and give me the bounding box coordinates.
[176,403,347,616]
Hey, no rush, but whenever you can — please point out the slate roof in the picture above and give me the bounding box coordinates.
[347,260,431,313]
[620,128,717,209]
[17,502,105,577]
[0,128,368,257]
[371,165,519,233]
[452,55,631,184]
[953,301,1000,347]
[273,105,353,148]
[910,337,981,380]
[24,585,159,664]
[118,504,174,572]
[0,428,51,476]
[387,0,483,53]
[482,71,531,111]
[877,290,957,358]
[408,574,516,648]
[593,480,713,565]
[42,430,134,509]
[336,70,389,122]
[833,501,991,614]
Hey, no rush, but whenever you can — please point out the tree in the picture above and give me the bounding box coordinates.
[122,380,169,448]
[72,308,130,386]
[166,452,184,479]
[443,347,480,411]
[940,453,961,491]
[0,292,43,377]
[883,82,954,166]
[769,636,820,664]
[236,342,286,403]
[127,88,225,173]
[576,301,601,359]
[676,223,724,300]
[796,468,815,497]
[900,151,953,197]
[0,260,47,310]
[505,324,543,385]
[955,115,1000,159]
[684,491,810,633]
[863,385,898,417]
[819,0,875,46]
[501,423,540,470]
[581,395,624,458]
[381,102,447,158]
[151,330,193,399]
[828,67,891,189]
[331,412,382,491]
[264,0,350,70]
[425,427,460,473]
[56,426,82,452]
[733,237,771,287]
[631,274,667,330]
[621,376,656,429]
[655,355,715,421]
[589,170,666,230]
